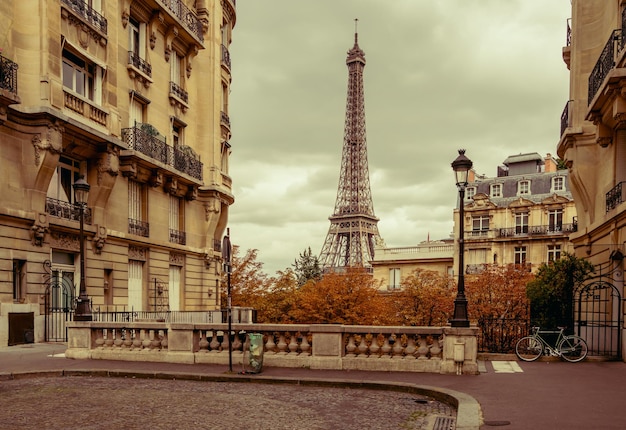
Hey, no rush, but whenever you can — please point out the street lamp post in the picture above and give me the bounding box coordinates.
[450,149,472,328]
[73,175,92,321]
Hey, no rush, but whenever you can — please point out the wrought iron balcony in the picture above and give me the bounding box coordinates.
[159,0,203,42]
[221,44,231,70]
[498,223,577,238]
[560,100,572,137]
[122,123,168,164]
[127,51,152,77]
[46,197,92,224]
[122,123,203,181]
[213,238,221,252]
[221,111,230,129]
[0,54,18,95]
[588,29,623,104]
[61,0,107,34]
[169,229,186,245]
[606,181,626,213]
[128,218,149,237]
[169,81,188,104]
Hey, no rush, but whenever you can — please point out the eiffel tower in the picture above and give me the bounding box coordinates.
[319,23,382,271]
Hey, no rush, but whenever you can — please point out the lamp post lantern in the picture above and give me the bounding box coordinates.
[450,149,472,328]
[73,175,92,321]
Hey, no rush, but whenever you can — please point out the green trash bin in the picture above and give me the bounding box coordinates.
[247,333,264,374]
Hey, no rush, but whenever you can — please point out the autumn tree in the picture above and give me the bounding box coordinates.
[465,264,534,322]
[224,247,271,311]
[290,268,393,325]
[255,268,299,324]
[292,247,322,287]
[390,269,456,326]
[526,252,594,330]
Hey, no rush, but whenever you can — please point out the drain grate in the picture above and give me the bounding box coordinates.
[433,416,456,430]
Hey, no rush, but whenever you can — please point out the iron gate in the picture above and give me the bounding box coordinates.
[43,260,75,342]
[575,262,622,359]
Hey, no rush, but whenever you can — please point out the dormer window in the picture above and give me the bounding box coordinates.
[552,176,565,193]
[518,180,531,196]
[490,184,502,198]
[466,187,476,200]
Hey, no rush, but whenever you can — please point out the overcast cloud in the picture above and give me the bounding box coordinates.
[227,0,571,275]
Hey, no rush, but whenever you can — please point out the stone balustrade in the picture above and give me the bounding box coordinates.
[66,322,478,374]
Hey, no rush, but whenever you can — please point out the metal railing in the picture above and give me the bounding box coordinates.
[221,44,231,70]
[61,0,107,34]
[46,197,92,224]
[220,111,230,129]
[606,181,626,212]
[169,229,186,245]
[561,100,573,136]
[498,223,577,237]
[169,81,188,103]
[588,29,621,104]
[122,123,202,181]
[478,316,531,353]
[0,54,18,94]
[159,0,203,42]
[127,51,152,77]
[128,218,149,237]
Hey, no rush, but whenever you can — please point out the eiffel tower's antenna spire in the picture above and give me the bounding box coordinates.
[319,23,382,271]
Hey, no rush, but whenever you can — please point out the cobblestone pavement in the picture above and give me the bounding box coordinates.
[0,376,454,430]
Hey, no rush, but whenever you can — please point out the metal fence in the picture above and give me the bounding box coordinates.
[477,317,531,354]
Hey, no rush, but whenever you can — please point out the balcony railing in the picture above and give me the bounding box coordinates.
[221,111,230,129]
[606,181,626,213]
[169,229,186,245]
[561,100,572,136]
[0,54,18,94]
[221,44,231,70]
[566,18,571,47]
[497,223,577,238]
[46,197,92,224]
[588,29,621,104]
[122,123,203,181]
[169,81,188,103]
[159,0,203,42]
[128,51,152,77]
[128,218,149,237]
[61,0,107,34]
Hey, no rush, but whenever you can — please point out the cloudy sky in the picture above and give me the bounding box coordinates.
[227,0,571,275]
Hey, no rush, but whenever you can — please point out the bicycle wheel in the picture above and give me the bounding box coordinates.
[515,336,543,361]
[558,335,588,362]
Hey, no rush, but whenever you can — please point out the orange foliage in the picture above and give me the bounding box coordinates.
[290,268,393,325]
[464,264,533,322]
[390,269,456,326]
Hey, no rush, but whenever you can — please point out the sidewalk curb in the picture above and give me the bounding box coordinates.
[1,368,482,430]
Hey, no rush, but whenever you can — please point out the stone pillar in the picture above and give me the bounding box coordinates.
[441,326,479,375]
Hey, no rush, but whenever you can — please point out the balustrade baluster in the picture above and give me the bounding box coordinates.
[392,334,404,358]
[299,334,311,355]
[416,336,429,360]
[114,328,123,348]
[265,332,276,354]
[198,330,209,352]
[94,329,105,349]
[104,328,114,348]
[288,334,298,354]
[357,335,368,356]
[380,335,392,357]
[369,334,381,356]
[404,335,417,358]
[429,336,443,359]
[345,335,357,357]
[276,333,288,354]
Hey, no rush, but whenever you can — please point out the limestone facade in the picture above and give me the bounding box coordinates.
[0,0,236,346]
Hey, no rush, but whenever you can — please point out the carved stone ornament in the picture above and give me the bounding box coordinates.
[170,252,184,266]
[597,136,612,148]
[204,200,220,221]
[164,177,178,195]
[97,146,120,185]
[32,122,64,166]
[50,231,80,252]
[128,245,147,261]
[120,161,137,179]
[186,186,197,201]
[149,170,163,187]
[92,225,107,254]
[30,212,49,247]
[121,9,129,28]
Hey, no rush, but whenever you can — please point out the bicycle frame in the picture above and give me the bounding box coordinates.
[530,327,567,357]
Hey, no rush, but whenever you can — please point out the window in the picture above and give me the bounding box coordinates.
[518,180,530,195]
[548,209,563,232]
[171,50,182,86]
[514,246,527,265]
[128,260,143,311]
[62,49,102,104]
[548,245,561,263]
[389,268,401,290]
[515,212,529,234]
[51,251,76,310]
[129,97,145,127]
[129,17,146,59]
[128,180,149,236]
[490,184,502,198]
[169,195,185,244]
[12,260,26,302]
[552,176,565,192]
[472,215,489,232]
[47,156,81,204]
[466,187,476,200]
[169,265,181,311]
[104,268,113,308]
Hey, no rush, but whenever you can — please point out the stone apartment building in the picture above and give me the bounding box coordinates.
[372,152,576,290]
[0,0,236,346]
[456,153,576,274]
[558,0,626,358]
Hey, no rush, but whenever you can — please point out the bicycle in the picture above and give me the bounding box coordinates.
[515,327,588,362]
